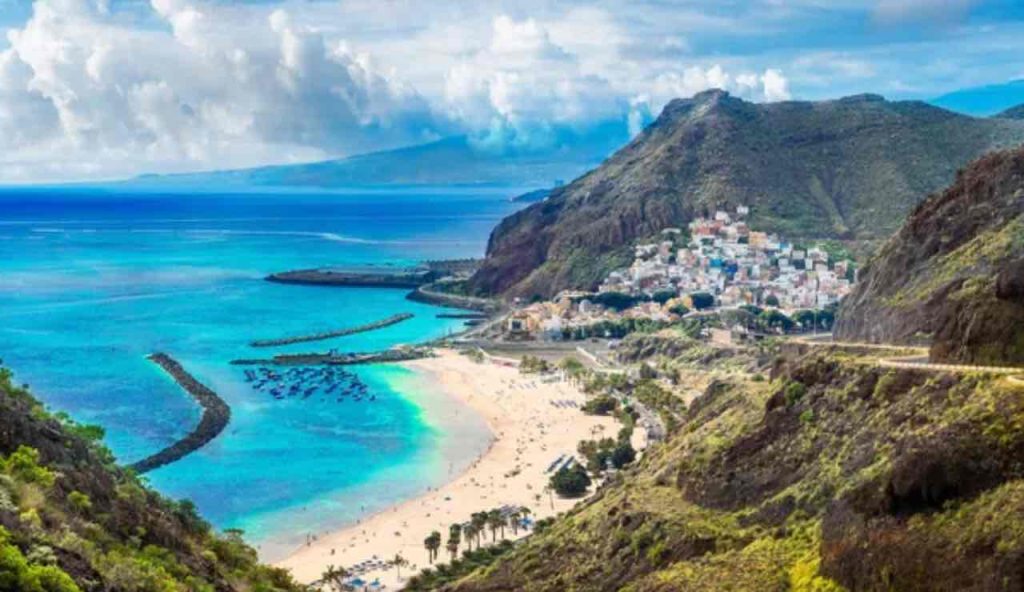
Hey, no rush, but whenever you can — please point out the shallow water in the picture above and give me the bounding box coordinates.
[0,186,516,557]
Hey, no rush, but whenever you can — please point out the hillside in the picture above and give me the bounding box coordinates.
[130,133,623,190]
[466,90,1024,300]
[435,337,1024,591]
[0,365,301,591]
[835,146,1024,365]
[996,104,1024,120]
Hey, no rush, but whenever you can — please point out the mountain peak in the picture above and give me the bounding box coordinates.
[468,91,1024,299]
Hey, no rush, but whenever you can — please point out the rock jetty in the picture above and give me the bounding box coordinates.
[129,353,231,474]
[250,313,414,348]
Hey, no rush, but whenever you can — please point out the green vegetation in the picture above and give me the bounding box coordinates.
[440,346,1024,591]
[549,464,592,497]
[581,395,618,416]
[0,365,301,592]
[518,355,552,374]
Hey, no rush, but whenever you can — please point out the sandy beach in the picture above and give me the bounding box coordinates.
[276,349,620,588]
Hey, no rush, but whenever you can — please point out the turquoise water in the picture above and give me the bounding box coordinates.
[0,187,516,557]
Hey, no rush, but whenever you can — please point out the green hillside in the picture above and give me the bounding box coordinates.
[0,365,302,592]
[433,336,1024,591]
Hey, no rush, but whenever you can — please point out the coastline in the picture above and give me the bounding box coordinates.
[276,349,619,588]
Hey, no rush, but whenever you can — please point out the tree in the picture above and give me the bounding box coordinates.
[592,291,638,311]
[391,554,409,582]
[765,294,781,307]
[690,292,715,310]
[424,531,441,563]
[507,508,522,536]
[611,442,636,469]
[668,303,689,316]
[581,395,618,416]
[446,524,461,560]
[321,564,352,592]
[470,512,488,548]
[558,357,586,385]
[550,464,592,497]
[652,289,676,304]
[486,509,504,541]
[461,522,477,552]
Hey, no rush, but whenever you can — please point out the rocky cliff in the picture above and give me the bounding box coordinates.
[468,90,1024,299]
[835,146,1024,365]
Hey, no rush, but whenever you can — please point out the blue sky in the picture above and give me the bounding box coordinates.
[0,0,1023,182]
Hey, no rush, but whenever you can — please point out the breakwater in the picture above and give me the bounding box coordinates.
[407,285,499,312]
[267,268,436,289]
[129,354,231,474]
[231,346,430,367]
[250,313,414,348]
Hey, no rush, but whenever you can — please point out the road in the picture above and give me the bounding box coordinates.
[790,334,1024,379]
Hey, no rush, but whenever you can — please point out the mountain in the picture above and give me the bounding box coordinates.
[0,366,301,591]
[429,338,1024,591]
[996,104,1024,120]
[467,90,1024,300]
[131,131,627,189]
[932,79,1024,116]
[835,146,1024,365]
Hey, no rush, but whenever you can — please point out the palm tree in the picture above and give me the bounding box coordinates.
[461,522,476,552]
[391,554,409,582]
[486,509,504,541]
[447,523,462,560]
[470,512,488,548]
[320,564,351,592]
[507,508,522,536]
[424,531,442,563]
[544,485,555,510]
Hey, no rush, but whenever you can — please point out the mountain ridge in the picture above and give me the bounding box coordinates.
[129,132,626,190]
[467,90,1024,299]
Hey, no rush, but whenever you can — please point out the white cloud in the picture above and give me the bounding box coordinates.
[0,1,805,182]
[0,0,444,182]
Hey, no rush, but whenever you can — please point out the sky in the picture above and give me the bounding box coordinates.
[0,0,1023,183]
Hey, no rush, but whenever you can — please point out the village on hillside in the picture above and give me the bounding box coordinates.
[504,205,857,342]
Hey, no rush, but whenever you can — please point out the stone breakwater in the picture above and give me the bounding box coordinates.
[250,313,414,348]
[266,268,436,289]
[129,353,231,474]
[230,347,430,367]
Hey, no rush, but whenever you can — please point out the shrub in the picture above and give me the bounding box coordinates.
[611,443,637,469]
[1,447,55,488]
[67,491,92,515]
[582,396,618,416]
[785,382,808,406]
[550,464,592,497]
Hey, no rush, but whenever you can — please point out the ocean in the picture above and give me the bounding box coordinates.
[0,186,520,558]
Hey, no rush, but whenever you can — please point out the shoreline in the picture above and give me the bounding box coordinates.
[275,349,619,588]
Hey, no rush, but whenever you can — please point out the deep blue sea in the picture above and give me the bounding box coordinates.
[0,186,519,558]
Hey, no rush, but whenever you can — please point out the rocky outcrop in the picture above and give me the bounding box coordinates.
[467,90,1024,299]
[835,146,1024,365]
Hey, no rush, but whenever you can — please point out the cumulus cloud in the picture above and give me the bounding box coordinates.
[443,15,626,153]
[0,1,796,182]
[0,0,445,181]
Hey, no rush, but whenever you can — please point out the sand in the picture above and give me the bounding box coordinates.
[276,349,620,588]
